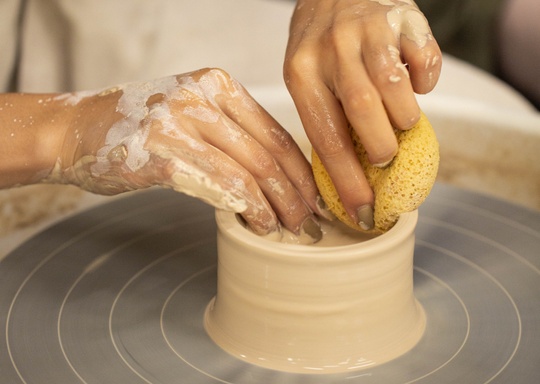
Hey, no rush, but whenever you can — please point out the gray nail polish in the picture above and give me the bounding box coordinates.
[301,217,323,243]
[357,205,374,231]
[316,195,335,221]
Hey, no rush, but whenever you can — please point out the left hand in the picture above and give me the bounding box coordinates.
[45,69,326,238]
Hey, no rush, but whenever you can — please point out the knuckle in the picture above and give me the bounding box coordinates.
[284,46,317,88]
[251,151,280,179]
[269,128,295,154]
[206,67,230,78]
[328,25,345,53]
[369,48,409,86]
[238,171,256,191]
[328,27,356,68]
[197,67,236,88]
[316,138,348,161]
[226,167,255,194]
[375,64,404,86]
[296,167,316,189]
[343,87,380,117]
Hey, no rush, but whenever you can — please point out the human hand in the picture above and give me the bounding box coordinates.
[48,69,325,239]
[284,0,442,230]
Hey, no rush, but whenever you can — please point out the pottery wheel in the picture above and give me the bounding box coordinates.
[1,184,539,383]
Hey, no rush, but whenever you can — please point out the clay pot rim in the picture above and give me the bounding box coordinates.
[215,209,418,261]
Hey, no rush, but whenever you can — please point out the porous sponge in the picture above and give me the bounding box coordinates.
[312,113,439,233]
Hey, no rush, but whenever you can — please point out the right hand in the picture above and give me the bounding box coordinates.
[284,0,442,229]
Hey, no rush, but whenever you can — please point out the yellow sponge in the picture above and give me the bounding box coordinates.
[312,113,439,233]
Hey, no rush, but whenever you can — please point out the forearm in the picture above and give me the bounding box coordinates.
[0,93,69,188]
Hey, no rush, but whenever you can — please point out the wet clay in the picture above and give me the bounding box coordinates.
[262,217,377,246]
[371,0,432,48]
[372,0,436,85]
[205,209,425,374]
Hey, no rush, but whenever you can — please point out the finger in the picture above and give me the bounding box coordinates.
[329,26,399,167]
[157,144,281,236]
[199,114,322,240]
[287,68,375,229]
[400,35,442,94]
[361,27,421,130]
[218,81,329,219]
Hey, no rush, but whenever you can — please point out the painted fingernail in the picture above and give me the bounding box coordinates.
[357,205,374,231]
[301,216,323,243]
[316,195,335,221]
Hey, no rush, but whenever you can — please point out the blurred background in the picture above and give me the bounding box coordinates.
[416,0,539,110]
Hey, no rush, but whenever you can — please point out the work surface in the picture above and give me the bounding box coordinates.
[1,183,539,383]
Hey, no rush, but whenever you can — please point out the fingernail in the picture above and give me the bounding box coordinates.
[373,158,394,168]
[301,216,323,243]
[357,205,374,231]
[316,195,335,221]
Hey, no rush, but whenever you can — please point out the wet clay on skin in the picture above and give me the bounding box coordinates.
[370,0,436,84]
[44,71,267,214]
[376,0,432,48]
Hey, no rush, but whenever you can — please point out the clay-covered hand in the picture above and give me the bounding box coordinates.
[48,69,325,238]
[284,0,442,230]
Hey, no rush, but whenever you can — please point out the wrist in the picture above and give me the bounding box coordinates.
[45,88,125,190]
[0,93,72,188]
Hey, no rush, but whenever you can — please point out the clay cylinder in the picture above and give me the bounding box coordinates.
[205,210,424,374]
